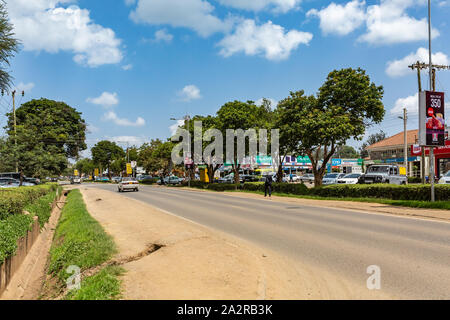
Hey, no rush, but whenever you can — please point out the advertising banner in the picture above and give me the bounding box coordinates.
[419,91,445,146]
[94,168,99,177]
[126,163,132,175]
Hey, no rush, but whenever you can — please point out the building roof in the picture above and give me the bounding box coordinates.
[366,130,419,150]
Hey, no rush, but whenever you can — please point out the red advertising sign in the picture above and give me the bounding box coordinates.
[424,91,445,146]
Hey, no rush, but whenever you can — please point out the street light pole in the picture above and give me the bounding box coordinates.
[427,0,436,202]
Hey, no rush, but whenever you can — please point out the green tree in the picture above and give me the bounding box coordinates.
[152,141,174,177]
[138,139,163,173]
[3,98,87,177]
[75,158,95,177]
[292,68,384,186]
[0,2,19,91]
[359,131,386,158]
[334,145,359,159]
[91,141,125,178]
[216,100,269,184]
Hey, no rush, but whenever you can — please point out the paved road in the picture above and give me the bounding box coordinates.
[88,184,450,299]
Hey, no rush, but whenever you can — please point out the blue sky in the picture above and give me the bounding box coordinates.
[2,0,450,155]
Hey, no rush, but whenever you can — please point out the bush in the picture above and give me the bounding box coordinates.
[243,182,309,195]
[0,184,58,220]
[207,183,240,191]
[0,214,34,264]
[139,178,159,185]
[309,184,450,201]
[408,177,422,184]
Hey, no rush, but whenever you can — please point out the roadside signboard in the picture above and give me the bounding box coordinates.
[131,161,137,168]
[419,91,445,146]
[94,168,99,177]
[126,163,132,175]
[74,169,79,177]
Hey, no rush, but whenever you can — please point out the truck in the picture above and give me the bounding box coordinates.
[359,164,407,185]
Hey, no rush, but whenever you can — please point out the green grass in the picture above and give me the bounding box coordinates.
[25,190,58,228]
[49,189,117,282]
[65,266,124,300]
[226,189,450,210]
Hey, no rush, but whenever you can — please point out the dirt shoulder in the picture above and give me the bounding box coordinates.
[79,187,388,299]
[173,187,450,223]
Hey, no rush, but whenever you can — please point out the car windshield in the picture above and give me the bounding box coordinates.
[122,177,134,182]
[324,174,339,178]
[344,174,360,179]
[368,166,389,173]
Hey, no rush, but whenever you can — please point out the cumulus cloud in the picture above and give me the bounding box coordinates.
[130,0,231,37]
[391,93,418,115]
[170,119,185,136]
[107,136,147,146]
[178,85,202,101]
[218,20,312,60]
[7,0,123,67]
[154,29,174,43]
[386,48,449,77]
[87,92,119,108]
[307,0,366,36]
[359,0,439,45]
[103,111,146,127]
[217,0,301,13]
[14,82,35,93]
[122,64,133,71]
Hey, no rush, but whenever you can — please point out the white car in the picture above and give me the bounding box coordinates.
[118,177,139,192]
[322,173,346,185]
[337,173,362,184]
[438,171,450,184]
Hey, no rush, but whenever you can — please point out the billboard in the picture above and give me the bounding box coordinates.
[126,163,132,175]
[419,91,445,146]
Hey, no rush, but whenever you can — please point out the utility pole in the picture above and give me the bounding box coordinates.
[399,108,408,180]
[185,115,191,188]
[12,90,17,173]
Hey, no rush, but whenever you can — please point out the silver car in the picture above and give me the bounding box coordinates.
[118,177,139,192]
[438,171,450,184]
[361,165,407,185]
[322,173,346,185]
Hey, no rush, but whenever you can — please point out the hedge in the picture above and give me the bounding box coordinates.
[309,184,450,201]
[0,184,58,220]
[0,214,34,264]
[181,181,450,202]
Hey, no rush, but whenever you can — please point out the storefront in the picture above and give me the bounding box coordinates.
[411,141,450,178]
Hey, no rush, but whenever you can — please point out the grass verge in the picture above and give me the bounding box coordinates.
[65,266,124,300]
[48,189,120,300]
[226,189,450,210]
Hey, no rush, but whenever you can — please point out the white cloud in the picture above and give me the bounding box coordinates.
[170,119,185,136]
[218,20,312,60]
[7,1,123,67]
[87,123,100,133]
[256,98,278,108]
[125,0,136,5]
[386,47,449,77]
[359,0,439,45]
[107,136,147,146]
[122,64,133,71]
[307,0,366,36]
[130,0,231,37]
[87,92,119,108]
[178,85,202,101]
[217,0,301,13]
[391,93,418,115]
[14,82,35,93]
[103,111,146,127]
[154,29,174,43]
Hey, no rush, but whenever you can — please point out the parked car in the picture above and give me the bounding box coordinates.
[0,178,20,188]
[360,165,407,185]
[118,177,139,192]
[438,171,450,184]
[157,176,183,185]
[71,177,82,184]
[322,173,346,185]
[337,173,362,184]
[241,174,259,182]
[24,177,40,185]
[300,173,314,183]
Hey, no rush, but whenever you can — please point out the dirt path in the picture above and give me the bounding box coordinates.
[0,195,65,300]
[79,187,389,299]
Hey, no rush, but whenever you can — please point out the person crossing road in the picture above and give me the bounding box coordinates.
[264,174,273,198]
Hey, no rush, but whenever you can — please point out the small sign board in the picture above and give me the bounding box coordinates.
[419,91,445,146]
[126,163,133,175]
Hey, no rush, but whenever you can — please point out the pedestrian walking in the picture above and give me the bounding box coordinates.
[264,174,273,198]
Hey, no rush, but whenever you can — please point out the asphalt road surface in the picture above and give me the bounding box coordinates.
[88,184,450,299]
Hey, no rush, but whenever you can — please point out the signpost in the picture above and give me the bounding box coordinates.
[94,168,99,178]
[419,91,445,201]
[126,163,133,175]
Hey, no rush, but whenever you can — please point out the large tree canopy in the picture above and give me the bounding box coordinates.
[280,68,384,186]
[2,98,87,177]
[91,140,125,177]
